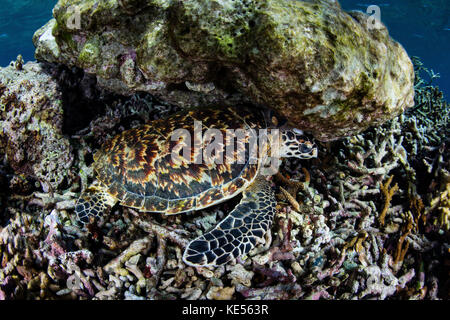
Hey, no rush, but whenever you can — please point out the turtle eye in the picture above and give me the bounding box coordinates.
[300,143,312,154]
[280,129,317,159]
[298,142,317,159]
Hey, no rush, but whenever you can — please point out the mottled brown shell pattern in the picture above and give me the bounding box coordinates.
[93,106,267,214]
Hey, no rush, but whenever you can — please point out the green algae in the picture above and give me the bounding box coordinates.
[78,38,101,69]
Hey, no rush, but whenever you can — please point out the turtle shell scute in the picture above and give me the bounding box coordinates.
[93,106,266,214]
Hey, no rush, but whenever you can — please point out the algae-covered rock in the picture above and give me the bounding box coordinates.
[33,0,414,141]
[0,61,73,191]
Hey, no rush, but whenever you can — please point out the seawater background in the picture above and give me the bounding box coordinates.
[0,0,449,98]
[0,0,56,64]
[340,0,450,98]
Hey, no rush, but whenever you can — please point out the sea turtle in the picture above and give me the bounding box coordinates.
[75,105,317,267]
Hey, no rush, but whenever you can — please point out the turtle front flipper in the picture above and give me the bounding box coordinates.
[183,177,276,267]
[75,182,117,225]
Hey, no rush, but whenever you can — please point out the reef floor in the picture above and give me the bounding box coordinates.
[0,57,448,300]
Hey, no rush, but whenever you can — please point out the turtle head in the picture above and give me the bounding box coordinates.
[280,129,317,159]
[261,108,317,159]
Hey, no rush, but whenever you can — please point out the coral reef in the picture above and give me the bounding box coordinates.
[0,55,447,300]
[0,60,73,192]
[32,0,414,141]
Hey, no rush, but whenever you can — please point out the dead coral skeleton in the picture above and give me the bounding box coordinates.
[1,58,449,300]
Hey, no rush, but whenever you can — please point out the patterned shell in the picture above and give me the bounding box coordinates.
[92,106,267,214]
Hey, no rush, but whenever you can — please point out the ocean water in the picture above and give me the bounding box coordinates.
[340,0,450,99]
[0,0,56,65]
[0,0,449,98]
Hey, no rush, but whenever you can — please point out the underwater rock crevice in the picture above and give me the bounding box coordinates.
[51,65,112,136]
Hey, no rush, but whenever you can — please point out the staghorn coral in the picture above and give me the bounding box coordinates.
[430,182,450,231]
[378,175,399,226]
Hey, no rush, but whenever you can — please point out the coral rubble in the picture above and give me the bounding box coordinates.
[0,55,447,300]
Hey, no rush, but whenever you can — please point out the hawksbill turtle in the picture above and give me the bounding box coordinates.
[75,105,317,267]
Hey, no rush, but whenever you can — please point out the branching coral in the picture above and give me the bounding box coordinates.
[430,183,450,230]
[0,57,448,300]
[378,175,399,226]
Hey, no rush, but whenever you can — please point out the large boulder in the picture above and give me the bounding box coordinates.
[33,0,414,141]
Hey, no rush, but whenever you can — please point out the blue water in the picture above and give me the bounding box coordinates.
[0,0,449,98]
[340,0,450,98]
[0,0,56,65]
